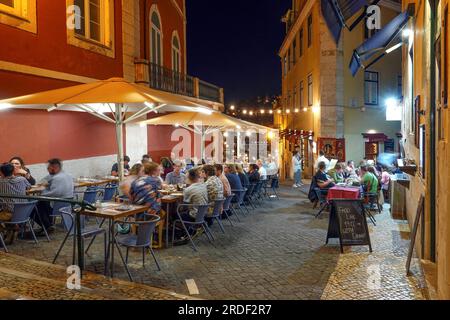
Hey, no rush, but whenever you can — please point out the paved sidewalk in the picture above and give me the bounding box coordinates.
[4,184,428,300]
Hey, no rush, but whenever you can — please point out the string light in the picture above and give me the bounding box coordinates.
[243,110,248,114]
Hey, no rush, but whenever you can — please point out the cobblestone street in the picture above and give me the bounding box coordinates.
[4,184,428,300]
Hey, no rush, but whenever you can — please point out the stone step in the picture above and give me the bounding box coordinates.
[0,252,196,300]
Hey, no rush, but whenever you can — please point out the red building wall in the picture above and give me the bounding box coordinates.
[0,0,124,165]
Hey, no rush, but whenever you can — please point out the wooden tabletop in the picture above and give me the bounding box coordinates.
[81,202,149,221]
[27,177,118,195]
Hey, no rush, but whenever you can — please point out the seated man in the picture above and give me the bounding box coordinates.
[165,160,186,185]
[214,164,231,198]
[256,159,267,180]
[315,161,335,190]
[182,168,208,222]
[0,163,31,244]
[360,165,379,194]
[327,163,345,184]
[35,159,74,234]
[111,156,131,176]
[224,164,243,191]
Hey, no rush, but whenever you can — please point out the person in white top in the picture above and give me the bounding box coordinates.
[315,151,330,172]
[292,151,303,187]
[256,159,267,180]
[267,159,278,176]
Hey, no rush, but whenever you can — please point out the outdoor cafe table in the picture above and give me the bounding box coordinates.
[27,177,119,195]
[81,202,148,279]
[326,185,361,201]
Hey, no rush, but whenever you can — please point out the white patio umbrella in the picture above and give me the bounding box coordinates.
[0,77,210,179]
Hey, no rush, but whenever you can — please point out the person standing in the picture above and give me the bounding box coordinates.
[315,151,330,171]
[292,151,303,188]
[35,159,74,234]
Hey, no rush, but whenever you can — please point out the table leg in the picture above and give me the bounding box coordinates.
[110,219,115,278]
[75,211,84,279]
[166,203,170,248]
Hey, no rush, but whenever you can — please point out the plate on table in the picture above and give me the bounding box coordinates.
[115,205,133,211]
[170,192,183,197]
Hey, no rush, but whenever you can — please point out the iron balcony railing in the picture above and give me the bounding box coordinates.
[149,62,195,98]
[148,62,222,103]
[198,79,221,102]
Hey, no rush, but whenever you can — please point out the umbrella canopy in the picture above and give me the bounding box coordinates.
[0,77,212,179]
[138,110,271,133]
[137,110,274,160]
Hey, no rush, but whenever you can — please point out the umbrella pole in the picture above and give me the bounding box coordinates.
[115,103,124,181]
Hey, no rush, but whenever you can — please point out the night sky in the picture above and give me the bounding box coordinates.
[186,0,291,105]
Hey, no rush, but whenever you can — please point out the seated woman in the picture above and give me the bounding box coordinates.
[327,163,345,184]
[129,162,162,216]
[247,164,260,183]
[120,163,144,198]
[315,161,335,190]
[236,164,250,187]
[360,165,379,194]
[9,156,36,185]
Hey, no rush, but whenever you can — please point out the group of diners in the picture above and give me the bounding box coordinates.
[310,151,398,204]
[115,154,278,241]
[0,153,279,248]
[0,157,74,244]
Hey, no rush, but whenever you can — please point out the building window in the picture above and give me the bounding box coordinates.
[283,55,287,77]
[308,74,313,106]
[300,81,304,107]
[67,0,114,57]
[172,33,181,73]
[74,0,108,43]
[299,28,304,56]
[307,14,312,47]
[293,87,297,109]
[150,10,163,66]
[397,75,402,99]
[364,71,379,105]
[0,0,36,33]
[292,39,297,65]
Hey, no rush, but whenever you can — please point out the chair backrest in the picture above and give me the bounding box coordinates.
[136,214,161,246]
[246,184,255,195]
[60,207,86,234]
[210,199,225,217]
[194,204,211,223]
[83,190,98,204]
[11,200,38,223]
[314,187,327,203]
[103,186,117,201]
[223,194,234,211]
[51,201,71,217]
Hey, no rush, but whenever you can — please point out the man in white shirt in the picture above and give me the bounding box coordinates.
[256,159,267,180]
[292,151,303,187]
[315,151,330,172]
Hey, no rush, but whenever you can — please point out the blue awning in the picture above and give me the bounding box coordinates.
[349,11,411,76]
[321,0,371,43]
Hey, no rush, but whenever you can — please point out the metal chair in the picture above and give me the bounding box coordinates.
[245,183,257,209]
[210,199,226,234]
[101,185,118,202]
[114,214,161,281]
[314,188,329,219]
[1,200,39,246]
[221,194,236,225]
[172,204,213,252]
[53,207,107,270]
[231,188,247,218]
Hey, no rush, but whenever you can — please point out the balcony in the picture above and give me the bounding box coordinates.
[135,60,224,105]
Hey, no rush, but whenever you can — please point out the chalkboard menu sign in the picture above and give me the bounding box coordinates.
[327,200,372,253]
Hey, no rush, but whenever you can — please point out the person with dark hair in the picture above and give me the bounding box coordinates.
[381,166,391,203]
[214,163,231,197]
[160,157,174,180]
[111,156,131,176]
[224,164,243,191]
[182,168,208,220]
[34,159,74,234]
[0,163,31,244]
[129,162,162,215]
[360,165,378,194]
[141,154,152,164]
[315,161,335,189]
[236,164,250,187]
[247,164,260,183]
[328,163,345,183]
[9,156,36,185]
[201,165,223,226]
[165,160,186,185]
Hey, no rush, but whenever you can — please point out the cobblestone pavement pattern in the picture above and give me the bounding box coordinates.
[2,184,428,300]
